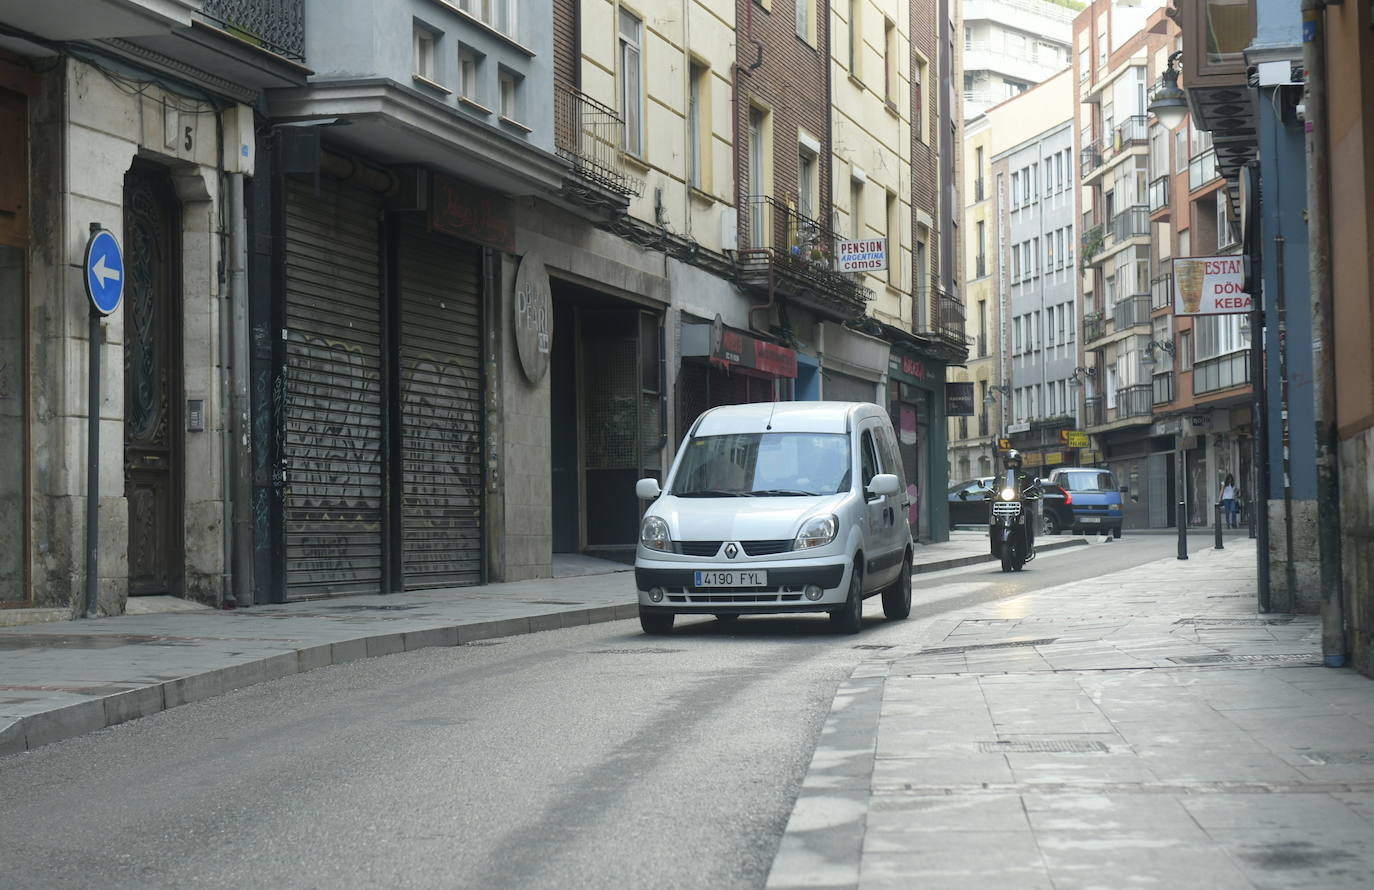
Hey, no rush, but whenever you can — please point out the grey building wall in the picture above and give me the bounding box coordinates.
[304,0,555,154]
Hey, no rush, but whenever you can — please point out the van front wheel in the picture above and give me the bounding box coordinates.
[639,608,674,635]
[830,566,864,634]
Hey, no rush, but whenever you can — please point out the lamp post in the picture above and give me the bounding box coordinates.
[1148,52,1189,131]
[1141,339,1187,559]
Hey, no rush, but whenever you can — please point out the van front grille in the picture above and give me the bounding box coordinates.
[676,541,722,556]
[741,539,791,556]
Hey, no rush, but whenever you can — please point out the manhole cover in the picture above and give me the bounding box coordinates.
[918,638,1057,656]
[853,644,894,650]
[978,740,1109,754]
[1168,653,1319,665]
[1174,617,1293,626]
[1300,752,1374,765]
[587,647,684,655]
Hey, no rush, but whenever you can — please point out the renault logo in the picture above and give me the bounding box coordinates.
[724,543,739,559]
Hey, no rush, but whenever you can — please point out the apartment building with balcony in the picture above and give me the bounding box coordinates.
[1072,0,1175,529]
[996,71,1078,474]
[961,0,1078,118]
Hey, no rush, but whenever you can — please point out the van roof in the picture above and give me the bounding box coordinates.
[692,401,878,436]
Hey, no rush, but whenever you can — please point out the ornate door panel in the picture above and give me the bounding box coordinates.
[123,163,183,596]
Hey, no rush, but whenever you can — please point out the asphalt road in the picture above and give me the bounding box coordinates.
[0,534,1227,890]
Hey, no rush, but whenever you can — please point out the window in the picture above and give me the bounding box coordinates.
[913,56,925,140]
[795,0,811,42]
[1012,243,1021,281]
[1097,24,1107,68]
[850,177,863,239]
[688,62,707,189]
[1014,316,1023,354]
[849,0,862,76]
[1178,330,1193,370]
[1032,237,1040,277]
[1078,46,1090,81]
[619,9,643,156]
[798,145,817,220]
[884,18,896,103]
[498,69,520,121]
[749,107,769,244]
[1011,171,1021,208]
[458,47,481,102]
[413,24,438,81]
[1175,127,1187,173]
[1021,169,1031,205]
[886,190,900,286]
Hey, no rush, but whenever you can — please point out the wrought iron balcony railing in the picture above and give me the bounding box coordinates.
[554,84,643,198]
[1148,175,1171,214]
[1083,312,1106,343]
[1153,371,1175,405]
[933,288,966,345]
[1193,349,1250,395]
[1109,205,1150,243]
[202,0,305,61]
[1114,384,1153,421]
[1188,148,1221,192]
[1113,114,1149,150]
[1080,140,1103,178]
[1151,272,1173,310]
[736,195,872,314]
[1084,395,1105,428]
[1112,294,1151,331]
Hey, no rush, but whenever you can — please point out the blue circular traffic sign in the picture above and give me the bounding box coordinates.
[84,229,124,315]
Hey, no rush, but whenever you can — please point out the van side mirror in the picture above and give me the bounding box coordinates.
[958,490,969,501]
[867,473,901,497]
[636,478,662,500]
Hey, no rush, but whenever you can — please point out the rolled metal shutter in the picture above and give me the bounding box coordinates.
[282,177,385,597]
[397,220,483,588]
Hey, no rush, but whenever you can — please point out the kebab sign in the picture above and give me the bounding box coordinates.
[1172,256,1252,315]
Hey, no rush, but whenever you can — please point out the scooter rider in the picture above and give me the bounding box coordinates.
[1001,449,1039,551]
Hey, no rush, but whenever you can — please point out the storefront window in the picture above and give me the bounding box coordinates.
[0,245,24,602]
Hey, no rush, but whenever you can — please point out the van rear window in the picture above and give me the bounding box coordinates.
[1058,470,1117,492]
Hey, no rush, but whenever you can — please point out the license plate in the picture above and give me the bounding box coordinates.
[1081,516,1100,523]
[694,570,768,587]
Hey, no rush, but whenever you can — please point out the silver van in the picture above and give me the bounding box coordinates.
[633,402,914,635]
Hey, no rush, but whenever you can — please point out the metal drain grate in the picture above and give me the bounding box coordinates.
[917,638,1057,656]
[853,644,894,650]
[1169,653,1320,665]
[1300,751,1374,765]
[587,647,684,655]
[1174,617,1294,626]
[978,740,1109,754]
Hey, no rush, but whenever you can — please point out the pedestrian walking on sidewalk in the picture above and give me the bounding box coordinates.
[1220,473,1239,529]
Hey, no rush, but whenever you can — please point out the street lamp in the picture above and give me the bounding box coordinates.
[984,384,1011,443]
[1148,51,1189,131]
[1141,339,1176,366]
[1067,366,1096,387]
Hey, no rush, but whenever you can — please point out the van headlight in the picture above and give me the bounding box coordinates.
[794,514,838,550]
[640,516,672,552]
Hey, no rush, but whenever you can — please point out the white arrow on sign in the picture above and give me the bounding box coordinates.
[92,255,121,288]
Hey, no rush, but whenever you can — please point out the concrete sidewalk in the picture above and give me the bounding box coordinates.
[767,540,1374,890]
[0,531,1084,757]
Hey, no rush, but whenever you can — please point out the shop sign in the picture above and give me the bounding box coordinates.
[1045,451,1065,465]
[945,382,975,416]
[1060,430,1089,448]
[711,328,797,378]
[997,438,1012,451]
[1022,451,1045,467]
[430,172,515,252]
[836,238,888,272]
[1173,255,1252,315]
[891,354,938,381]
[513,252,551,383]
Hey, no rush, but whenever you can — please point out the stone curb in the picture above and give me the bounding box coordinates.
[1,543,1086,759]
[0,602,641,758]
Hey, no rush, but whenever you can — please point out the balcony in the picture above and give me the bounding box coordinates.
[1080,224,1105,270]
[1193,349,1250,396]
[1113,384,1153,421]
[1084,395,1105,428]
[1149,175,1171,216]
[1188,148,1222,192]
[1152,372,1175,405]
[736,195,873,321]
[1083,312,1106,344]
[1151,273,1173,311]
[1109,205,1150,244]
[203,0,304,61]
[555,84,642,202]
[1113,114,1149,150]
[1112,294,1151,332]
[913,287,967,346]
[1080,140,1104,179]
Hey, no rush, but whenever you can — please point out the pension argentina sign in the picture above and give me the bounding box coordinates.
[1172,256,1252,315]
[836,238,888,273]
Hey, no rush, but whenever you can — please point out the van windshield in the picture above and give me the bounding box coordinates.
[1057,470,1117,492]
[671,432,851,497]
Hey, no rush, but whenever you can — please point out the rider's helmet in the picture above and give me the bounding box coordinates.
[1003,449,1023,470]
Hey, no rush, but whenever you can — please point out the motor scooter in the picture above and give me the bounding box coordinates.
[985,470,1041,572]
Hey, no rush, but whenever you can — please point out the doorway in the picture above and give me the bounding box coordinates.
[123,162,185,596]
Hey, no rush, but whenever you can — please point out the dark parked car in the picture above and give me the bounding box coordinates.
[948,477,1074,535]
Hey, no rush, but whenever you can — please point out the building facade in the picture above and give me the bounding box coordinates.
[961,0,1077,118]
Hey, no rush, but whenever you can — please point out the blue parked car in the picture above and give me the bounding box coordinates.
[1046,467,1125,538]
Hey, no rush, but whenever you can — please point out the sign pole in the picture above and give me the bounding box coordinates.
[85,300,100,618]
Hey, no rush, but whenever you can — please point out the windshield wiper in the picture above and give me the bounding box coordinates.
[673,489,754,497]
[748,489,816,497]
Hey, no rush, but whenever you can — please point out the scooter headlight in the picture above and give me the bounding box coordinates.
[1001,487,1017,500]
[640,516,672,552]
[795,514,839,550]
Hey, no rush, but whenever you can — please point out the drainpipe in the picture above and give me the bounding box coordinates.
[1300,0,1344,666]
[227,173,253,607]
